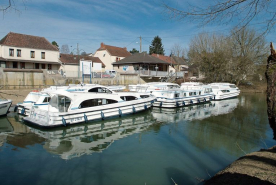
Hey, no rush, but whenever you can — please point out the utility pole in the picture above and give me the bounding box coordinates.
[77,43,80,78]
[140,36,142,53]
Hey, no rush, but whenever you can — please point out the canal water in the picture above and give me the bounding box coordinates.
[0,93,275,185]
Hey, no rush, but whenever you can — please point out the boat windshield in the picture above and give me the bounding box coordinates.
[49,95,71,112]
[24,92,41,102]
[229,85,237,88]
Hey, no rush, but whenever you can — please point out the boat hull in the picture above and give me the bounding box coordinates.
[153,94,215,108]
[0,100,12,116]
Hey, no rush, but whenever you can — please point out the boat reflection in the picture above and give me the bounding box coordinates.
[151,98,239,123]
[0,117,14,147]
[28,111,155,160]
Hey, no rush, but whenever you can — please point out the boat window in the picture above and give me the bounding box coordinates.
[183,93,186,97]
[221,90,230,93]
[88,87,112,94]
[199,91,201,95]
[175,93,180,98]
[140,95,149,98]
[193,92,196,95]
[189,92,192,96]
[120,96,138,101]
[43,97,51,103]
[49,95,71,112]
[79,99,118,108]
[229,85,236,88]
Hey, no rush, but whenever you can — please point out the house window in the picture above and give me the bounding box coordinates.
[116,57,118,62]
[35,63,39,69]
[20,62,25,69]
[48,64,52,70]
[42,64,45,69]
[103,54,105,57]
[41,52,45,59]
[9,49,14,57]
[0,62,6,68]
[17,49,21,57]
[13,62,18,68]
[30,51,35,58]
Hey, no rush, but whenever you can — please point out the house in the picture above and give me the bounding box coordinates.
[112,52,175,77]
[151,53,178,72]
[59,54,105,78]
[94,43,131,70]
[0,32,60,71]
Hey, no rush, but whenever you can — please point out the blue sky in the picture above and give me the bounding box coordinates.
[0,0,272,55]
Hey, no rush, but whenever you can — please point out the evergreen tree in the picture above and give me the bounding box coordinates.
[149,36,165,55]
[129,48,139,54]
[52,41,59,49]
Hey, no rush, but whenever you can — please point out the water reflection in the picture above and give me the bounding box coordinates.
[185,95,270,157]
[151,98,239,123]
[24,112,155,160]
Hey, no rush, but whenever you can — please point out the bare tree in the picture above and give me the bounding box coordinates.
[188,27,267,84]
[164,0,276,34]
[60,44,70,54]
[171,43,185,57]
[0,0,27,13]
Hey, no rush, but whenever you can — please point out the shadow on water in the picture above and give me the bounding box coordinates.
[165,167,194,185]
[205,172,275,185]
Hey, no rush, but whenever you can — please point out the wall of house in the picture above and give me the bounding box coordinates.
[94,50,113,70]
[2,45,59,63]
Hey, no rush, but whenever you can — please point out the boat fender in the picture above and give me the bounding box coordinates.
[14,106,18,112]
[132,106,136,113]
[204,98,206,102]
[84,113,88,123]
[190,100,193,104]
[183,101,185,106]
[62,116,67,126]
[197,99,200,103]
[118,108,122,117]
[144,104,147,110]
[176,102,179,107]
[21,108,25,115]
[160,102,162,107]
[101,111,105,120]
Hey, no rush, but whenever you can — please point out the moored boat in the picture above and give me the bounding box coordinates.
[209,83,240,100]
[0,98,12,116]
[23,89,156,127]
[129,82,214,108]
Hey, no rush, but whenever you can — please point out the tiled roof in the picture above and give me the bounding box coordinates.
[112,52,169,65]
[97,42,131,57]
[60,54,105,67]
[0,32,59,51]
[151,54,177,64]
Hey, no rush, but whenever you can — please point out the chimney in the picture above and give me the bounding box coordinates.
[123,47,127,51]
[101,42,104,48]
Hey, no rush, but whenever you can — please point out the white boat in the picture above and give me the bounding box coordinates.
[129,82,214,108]
[209,83,240,100]
[16,84,123,116]
[0,99,12,116]
[23,87,156,127]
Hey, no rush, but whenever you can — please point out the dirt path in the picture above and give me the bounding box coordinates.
[0,89,33,105]
[205,146,276,185]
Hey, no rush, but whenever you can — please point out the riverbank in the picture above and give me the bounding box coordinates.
[205,146,276,184]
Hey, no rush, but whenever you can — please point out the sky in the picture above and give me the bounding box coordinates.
[0,0,273,55]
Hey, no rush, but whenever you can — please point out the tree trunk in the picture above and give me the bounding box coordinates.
[265,42,276,140]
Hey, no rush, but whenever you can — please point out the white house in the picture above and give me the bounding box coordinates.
[59,54,105,77]
[93,42,131,71]
[0,32,60,70]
